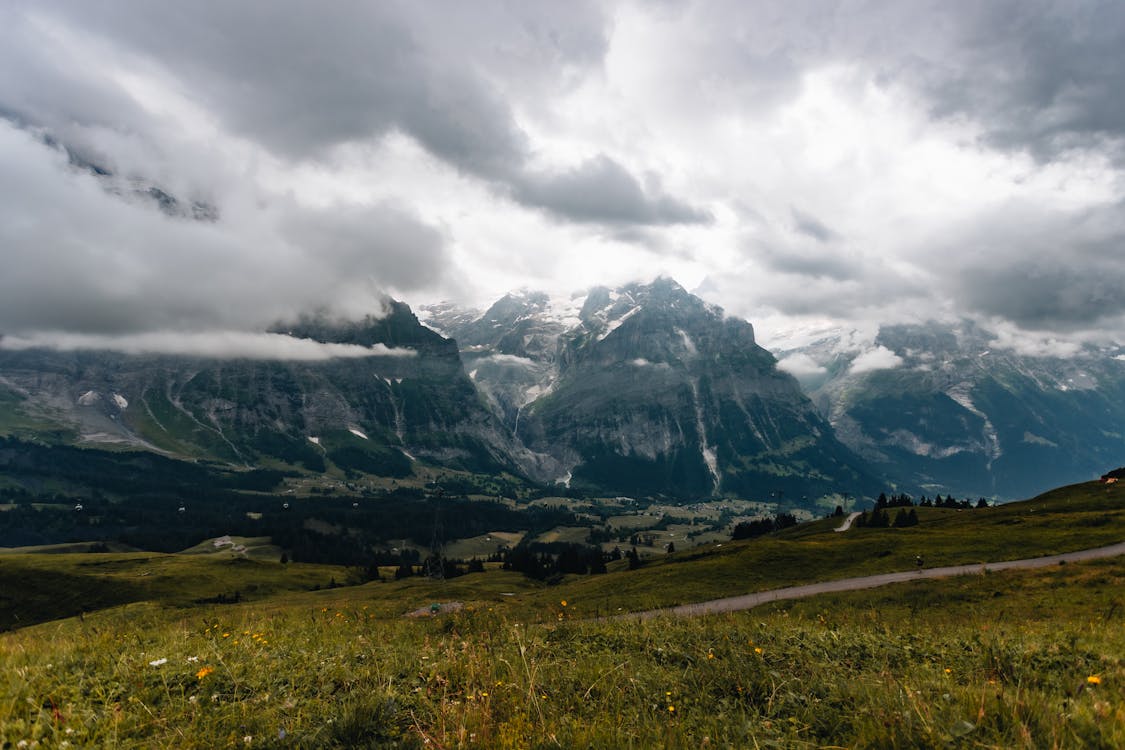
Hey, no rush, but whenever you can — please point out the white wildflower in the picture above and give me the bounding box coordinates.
[149,658,168,667]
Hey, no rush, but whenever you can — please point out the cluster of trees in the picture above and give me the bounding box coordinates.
[855,507,918,528]
[730,512,798,540]
[851,490,991,530]
[500,542,609,579]
[387,541,624,583]
[873,492,988,510]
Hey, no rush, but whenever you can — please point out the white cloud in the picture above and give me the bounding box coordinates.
[1,331,415,361]
[776,353,827,377]
[986,327,1084,359]
[481,353,537,367]
[849,346,904,374]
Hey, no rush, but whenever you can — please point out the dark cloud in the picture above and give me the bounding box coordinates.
[3,0,1125,346]
[758,247,857,282]
[0,7,152,136]
[959,263,1125,329]
[513,155,710,226]
[922,198,1125,330]
[791,208,839,243]
[950,227,1125,329]
[671,1,1125,163]
[914,0,1125,162]
[5,1,702,228]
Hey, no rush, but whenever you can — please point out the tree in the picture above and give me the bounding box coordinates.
[394,556,414,580]
[666,541,675,554]
[588,549,607,574]
[976,497,989,509]
[834,505,844,517]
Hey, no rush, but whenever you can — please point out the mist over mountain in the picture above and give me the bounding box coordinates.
[5,273,1122,506]
[771,320,1125,499]
[0,302,536,481]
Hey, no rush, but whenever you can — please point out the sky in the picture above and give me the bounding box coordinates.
[2,0,1124,359]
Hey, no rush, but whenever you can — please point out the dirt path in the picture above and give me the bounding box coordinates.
[620,541,1125,621]
[834,511,862,532]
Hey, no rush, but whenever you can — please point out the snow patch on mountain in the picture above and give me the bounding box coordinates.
[688,378,720,494]
[597,306,640,341]
[676,329,698,357]
[944,383,1002,464]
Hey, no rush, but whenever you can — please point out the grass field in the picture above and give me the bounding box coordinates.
[0,479,1121,747]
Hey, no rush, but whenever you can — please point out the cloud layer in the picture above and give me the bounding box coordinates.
[1,331,415,361]
[1,0,1124,352]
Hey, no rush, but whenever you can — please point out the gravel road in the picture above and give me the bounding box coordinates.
[619,541,1125,621]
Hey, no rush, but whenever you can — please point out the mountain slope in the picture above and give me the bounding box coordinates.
[440,279,880,502]
[0,301,525,478]
[772,321,1125,498]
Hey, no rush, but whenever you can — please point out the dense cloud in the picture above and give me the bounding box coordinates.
[1,1,1124,351]
[0,122,447,335]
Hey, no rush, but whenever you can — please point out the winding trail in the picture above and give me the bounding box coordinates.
[618,541,1125,621]
[834,511,862,532]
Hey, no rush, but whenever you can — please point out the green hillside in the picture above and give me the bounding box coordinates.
[0,479,1121,747]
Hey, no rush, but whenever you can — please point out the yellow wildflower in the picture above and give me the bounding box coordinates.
[1087,675,1102,685]
[196,666,214,680]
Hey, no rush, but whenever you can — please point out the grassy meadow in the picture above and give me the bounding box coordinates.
[0,479,1122,747]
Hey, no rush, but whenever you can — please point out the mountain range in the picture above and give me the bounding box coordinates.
[423,278,877,502]
[2,278,1121,505]
[769,321,1125,499]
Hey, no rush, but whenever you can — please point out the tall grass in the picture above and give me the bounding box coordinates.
[1,558,1120,748]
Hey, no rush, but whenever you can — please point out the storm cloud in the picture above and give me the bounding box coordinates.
[1,1,1124,350]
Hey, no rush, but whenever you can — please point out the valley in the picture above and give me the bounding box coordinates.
[0,477,1121,747]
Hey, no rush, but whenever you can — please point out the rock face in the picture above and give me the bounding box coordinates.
[0,301,523,477]
[1,282,884,504]
[772,321,1125,499]
[434,278,879,500]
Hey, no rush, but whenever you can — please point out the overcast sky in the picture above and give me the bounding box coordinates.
[2,0,1124,357]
